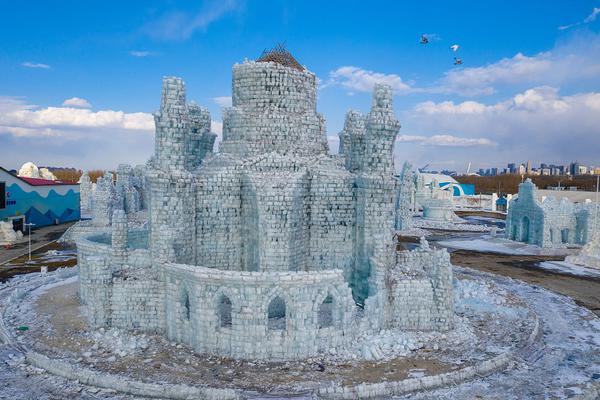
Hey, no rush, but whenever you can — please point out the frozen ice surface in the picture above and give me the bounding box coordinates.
[437,235,578,256]
[413,216,497,232]
[537,261,600,278]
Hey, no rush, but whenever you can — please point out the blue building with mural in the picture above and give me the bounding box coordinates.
[0,167,80,231]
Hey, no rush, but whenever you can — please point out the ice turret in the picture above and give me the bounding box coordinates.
[154,77,189,171]
[364,84,400,175]
[187,103,216,169]
[518,178,537,202]
[339,110,366,172]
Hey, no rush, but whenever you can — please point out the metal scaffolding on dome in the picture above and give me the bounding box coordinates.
[256,43,305,71]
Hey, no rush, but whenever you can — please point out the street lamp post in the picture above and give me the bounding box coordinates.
[595,175,599,238]
[24,222,35,261]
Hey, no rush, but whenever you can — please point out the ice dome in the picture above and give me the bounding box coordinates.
[18,161,40,178]
[17,162,56,180]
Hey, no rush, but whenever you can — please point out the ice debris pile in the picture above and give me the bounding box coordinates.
[83,328,150,360]
[0,221,23,246]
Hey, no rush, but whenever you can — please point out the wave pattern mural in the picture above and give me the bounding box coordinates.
[0,183,80,227]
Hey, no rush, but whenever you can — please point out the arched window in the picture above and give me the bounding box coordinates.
[521,216,530,243]
[182,291,190,321]
[218,294,232,328]
[268,296,286,330]
[561,228,570,243]
[318,294,334,329]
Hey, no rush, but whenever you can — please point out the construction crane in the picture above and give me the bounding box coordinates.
[466,162,472,175]
[418,164,430,173]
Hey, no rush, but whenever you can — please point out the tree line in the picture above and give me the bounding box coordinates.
[52,169,105,183]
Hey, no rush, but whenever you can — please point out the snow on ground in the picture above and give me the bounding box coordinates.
[454,277,526,320]
[459,215,506,228]
[332,276,527,364]
[342,313,481,362]
[396,267,600,399]
[395,227,429,237]
[412,216,498,233]
[2,248,77,273]
[0,267,536,397]
[1,266,599,398]
[437,235,579,256]
[537,261,600,279]
[0,344,134,400]
[3,270,529,367]
[39,249,78,263]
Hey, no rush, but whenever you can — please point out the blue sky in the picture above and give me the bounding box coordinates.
[1,1,599,172]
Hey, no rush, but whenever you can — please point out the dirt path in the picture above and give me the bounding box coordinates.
[454,210,506,220]
[0,241,77,283]
[450,250,600,317]
[0,222,75,265]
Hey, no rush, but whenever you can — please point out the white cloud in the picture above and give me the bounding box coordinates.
[0,97,157,169]
[325,34,600,98]
[436,53,554,96]
[0,96,231,169]
[403,87,600,165]
[415,100,487,115]
[413,86,596,116]
[22,62,51,69]
[0,126,64,138]
[324,66,414,93]
[397,134,495,147]
[62,97,92,108]
[212,96,232,107]
[0,96,153,139]
[144,0,239,40]
[437,34,600,96]
[559,7,600,30]
[129,50,155,57]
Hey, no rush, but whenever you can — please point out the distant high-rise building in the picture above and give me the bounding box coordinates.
[518,164,526,175]
[569,161,580,176]
[508,163,516,174]
[526,160,532,174]
[491,167,498,176]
